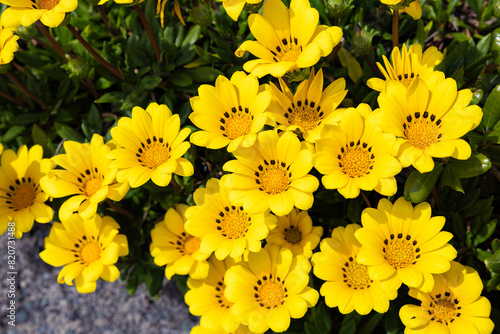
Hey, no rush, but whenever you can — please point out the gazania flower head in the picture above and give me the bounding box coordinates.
[355,197,457,293]
[367,43,443,92]
[400,261,494,334]
[185,176,277,260]
[0,145,53,239]
[376,73,483,173]
[313,103,401,199]
[0,0,78,28]
[150,204,210,280]
[190,324,253,334]
[312,224,398,315]
[108,102,194,188]
[0,25,19,65]
[235,0,343,78]
[224,245,319,333]
[266,208,322,259]
[185,256,241,333]
[268,69,347,143]
[40,134,130,222]
[189,72,272,152]
[39,213,129,293]
[223,130,319,216]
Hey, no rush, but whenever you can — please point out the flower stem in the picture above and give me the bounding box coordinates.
[35,21,68,63]
[134,5,162,63]
[66,23,124,80]
[392,11,399,48]
[0,89,24,106]
[5,71,48,109]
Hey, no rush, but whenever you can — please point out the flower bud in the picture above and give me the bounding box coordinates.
[64,56,89,79]
[323,0,353,19]
[15,25,38,40]
[350,25,373,56]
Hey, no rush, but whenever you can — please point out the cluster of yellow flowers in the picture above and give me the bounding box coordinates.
[0,0,494,333]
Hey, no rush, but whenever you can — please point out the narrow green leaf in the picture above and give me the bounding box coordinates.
[474,219,497,247]
[404,165,443,203]
[94,91,124,104]
[485,249,500,273]
[304,323,321,334]
[447,153,491,178]
[481,84,500,131]
[491,27,500,65]
[140,75,163,90]
[32,123,47,147]
[55,122,85,142]
[2,125,26,143]
[181,25,201,48]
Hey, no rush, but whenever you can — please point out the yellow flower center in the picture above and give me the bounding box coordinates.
[84,178,103,197]
[217,206,250,239]
[281,50,300,63]
[403,112,442,150]
[382,233,420,269]
[396,72,418,87]
[284,226,302,244]
[285,99,324,132]
[425,292,462,325]
[36,0,60,9]
[338,142,374,178]
[81,243,101,263]
[256,280,285,309]
[219,106,253,140]
[140,142,170,169]
[183,236,200,255]
[343,257,373,289]
[11,184,36,210]
[255,159,291,194]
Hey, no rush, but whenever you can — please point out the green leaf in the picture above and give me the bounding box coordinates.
[185,66,223,83]
[339,312,362,334]
[55,122,85,142]
[169,72,193,87]
[2,125,26,143]
[474,219,497,247]
[493,238,500,252]
[140,75,163,90]
[481,84,500,131]
[485,249,500,273]
[440,165,464,193]
[304,323,321,334]
[32,124,47,148]
[359,313,384,334]
[447,153,491,178]
[181,25,201,48]
[94,91,124,104]
[491,27,500,65]
[486,272,500,291]
[347,199,362,223]
[404,165,443,203]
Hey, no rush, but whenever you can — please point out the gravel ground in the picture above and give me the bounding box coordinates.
[0,225,199,334]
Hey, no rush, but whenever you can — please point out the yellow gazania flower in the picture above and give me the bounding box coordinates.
[355,197,457,293]
[266,208,322,259]
[223,130,319,216]
[314,104,401,199]
[0,25,19,65]
[0,0,78,28]
[0,145,53,239]
[376,73,483,173]
[39,213,129,294]
[40,134,130,222]
[312,224,398,315]
[268,68,347,143]
[108,102,194,188]
[189,72,272,152]
[185,256,241,333]
[224,245,319,333]
[150,204,210,279]
[219,0,262,21]
[185,176,277,260]
[400,261,494,334]
[191,324,253,334]
[367,43,443,92]
[235,0,343,78]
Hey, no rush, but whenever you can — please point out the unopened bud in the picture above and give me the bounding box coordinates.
[15,25,38,40]
[64,56,89,79]
[323,0,353,19]
[350,25,373,56]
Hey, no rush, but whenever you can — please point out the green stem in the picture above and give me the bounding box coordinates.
[5,71,48,109]
[35,21,67,62]
[464,54,493,72]
[392,11,399,48]
[66,23,124,80]
[0,89,24,106]
[134,5,162,63]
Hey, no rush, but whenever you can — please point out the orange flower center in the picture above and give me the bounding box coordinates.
[395,72,418,87]
[255,159,291,195]
[183,236,200,255]
[403,112,442,150]
[217,206,250,239]
[343,257,372,289]
[382,233,420,269]
[12,184,36,210]
[140,142,169,169]
[257,280,285,308]
[219,106,253,140]
[338,142,375,178]
[284,225,302,244]
[281,50,300,63]
[84,178,103,197]
[36,0,60,10]
[285,99,324,132]
[81,243,101,263]
[425,292,462,325]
